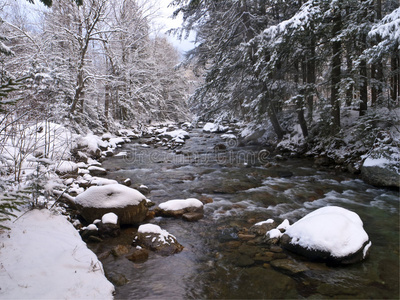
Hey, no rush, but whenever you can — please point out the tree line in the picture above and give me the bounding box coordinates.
[172,0,399,141]
[0,0,191,133]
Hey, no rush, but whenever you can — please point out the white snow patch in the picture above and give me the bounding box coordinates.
[255,219,274,226]
[363,157,392,167]
[277,219,290,231]
[202,122,227,133]
[0,209,114,299]
[285,206,369,258]
[267,228,282,239]
[102,212,118,225]
[159,198,203,211]
[221,133,236,140]
[56,160,78,174]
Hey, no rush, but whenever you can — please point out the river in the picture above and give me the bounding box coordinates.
[92,127,399,299]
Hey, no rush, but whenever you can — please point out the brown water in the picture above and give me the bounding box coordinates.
[95,128,399,299]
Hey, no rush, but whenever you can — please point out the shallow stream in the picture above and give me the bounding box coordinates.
[93,128,399,299]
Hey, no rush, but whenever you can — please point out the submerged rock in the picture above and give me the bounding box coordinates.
[280,206,371,264]
[270,259,309,275]
[126,247,149,263]
[74,184,149,225]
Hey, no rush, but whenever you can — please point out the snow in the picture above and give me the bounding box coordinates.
[159,198,203,211]
[0,209,114,299]
[255,218,274,226]
[221,133,236,140]
[77,133,108,154]
[363,157,392,168]
[102,212,118,225]
[158,128,190,140]
[26,122,76,160]
[284,206,370,258]
[74,184,147,208]
[277,219,290,231]
[369,7,400,46]
[88,165,107,172]
[84,224,98,231]
[203,122,225,133]
[267,228,282,239]
[56,160,78,174]
[138,224,176,244]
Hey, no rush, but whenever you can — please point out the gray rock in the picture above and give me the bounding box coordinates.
[249,221,276,236]
[361,164,400,188]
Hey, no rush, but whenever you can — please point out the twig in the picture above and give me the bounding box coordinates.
[50,187,71,209]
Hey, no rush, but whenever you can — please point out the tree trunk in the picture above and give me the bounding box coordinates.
[306,35,316,124]
[359,57,368,115]
[371,0,383,106]
[70,68,84,115]
[297,105,308,138]
[268,101,285,140]
[345,48,353,106]
[296,60,308,138]
[390,51,399,107]
[330,8,342,134]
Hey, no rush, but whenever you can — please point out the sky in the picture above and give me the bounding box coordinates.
[150,0,195,54]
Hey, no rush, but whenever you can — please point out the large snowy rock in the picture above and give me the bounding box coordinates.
[280,206,371,264]
[361,157,400,188]
[134,224,183,255]
[74,184,149,225]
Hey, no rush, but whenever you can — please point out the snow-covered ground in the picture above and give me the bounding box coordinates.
[0,209,114,299]
[0,121,195,298]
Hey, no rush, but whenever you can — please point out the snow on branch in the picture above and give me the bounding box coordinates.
[262,0,321,41]
[369,7,400,48]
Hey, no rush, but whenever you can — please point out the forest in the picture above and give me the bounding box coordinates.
[1,0,399,150]
[0,0,191,134]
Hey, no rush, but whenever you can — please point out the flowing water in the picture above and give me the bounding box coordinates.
[93,128,399,299]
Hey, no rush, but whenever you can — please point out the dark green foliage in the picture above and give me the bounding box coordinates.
[0,189,28,230]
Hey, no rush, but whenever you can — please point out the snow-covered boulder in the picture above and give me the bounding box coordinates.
[158,129,190,140]
[74,184,149,225]
[134,224,184,255]
[202,122,228,133]
[361,156,400,188]
[280,206,371,264]
[55,160,79,175]
[155,198,204,220]
[76,133,108,158]
[88,165,107,176]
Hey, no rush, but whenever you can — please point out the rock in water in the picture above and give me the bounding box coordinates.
[280,206,371,264]
[361,158,400,188]
[74,184,149,225]
[155,198,204,219]
[135,224,183,255]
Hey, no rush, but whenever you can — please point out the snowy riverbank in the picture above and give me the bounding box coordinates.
[0,209,114,299]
